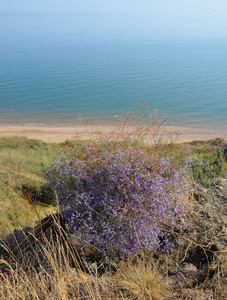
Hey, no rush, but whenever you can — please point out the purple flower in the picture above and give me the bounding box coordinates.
[47,141,190,258]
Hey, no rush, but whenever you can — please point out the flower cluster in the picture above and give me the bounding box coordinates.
[47,142,190,258]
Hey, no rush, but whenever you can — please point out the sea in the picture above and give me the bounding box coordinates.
[0,14,227,135]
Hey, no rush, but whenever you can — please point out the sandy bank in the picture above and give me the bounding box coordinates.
[0,125,226,143]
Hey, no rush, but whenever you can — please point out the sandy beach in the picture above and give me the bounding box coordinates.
[0,124,226,143]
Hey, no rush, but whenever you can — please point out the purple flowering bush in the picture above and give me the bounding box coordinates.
[47,142,190,258]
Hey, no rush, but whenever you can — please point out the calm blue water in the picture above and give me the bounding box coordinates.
[0,15,227,133]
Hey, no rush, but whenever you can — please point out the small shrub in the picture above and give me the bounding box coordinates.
[47,141,190,258]
[191,148,226,187]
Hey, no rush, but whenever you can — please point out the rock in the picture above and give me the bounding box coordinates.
[224,145,227,159]
[181,262,198,272]
[210,138,226,147]
[210,138,227,158]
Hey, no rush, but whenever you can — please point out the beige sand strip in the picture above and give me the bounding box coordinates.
[0,125,226,143]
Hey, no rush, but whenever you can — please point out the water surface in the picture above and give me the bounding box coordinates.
[0,15,226,135]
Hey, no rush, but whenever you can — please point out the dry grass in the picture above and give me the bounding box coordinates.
[0,217,120,299]
[0,205,226,300]
[0,233,171,300]
[114,258,172,299]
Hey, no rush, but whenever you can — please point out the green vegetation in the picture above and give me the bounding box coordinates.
[0,137,85,231]
[191,148,226,187]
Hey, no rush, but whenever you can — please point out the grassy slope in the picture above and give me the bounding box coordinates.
[0,137,85,232]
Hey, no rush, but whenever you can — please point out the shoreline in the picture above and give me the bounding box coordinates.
[0,124,226,143]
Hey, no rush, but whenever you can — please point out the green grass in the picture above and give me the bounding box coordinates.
[168,139,227,170]
[0,137,86,232]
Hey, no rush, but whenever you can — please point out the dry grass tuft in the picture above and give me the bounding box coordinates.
[114,258,172,299]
